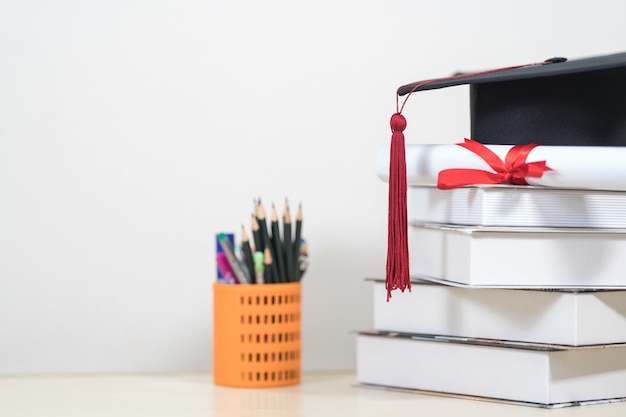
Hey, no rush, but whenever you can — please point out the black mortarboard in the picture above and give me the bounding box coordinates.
[397,52,626,146]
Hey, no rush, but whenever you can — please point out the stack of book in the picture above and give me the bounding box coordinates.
[358,52,626,407]
[356,182,626,408]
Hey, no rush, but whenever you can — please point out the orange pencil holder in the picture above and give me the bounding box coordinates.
[213,282,302,387]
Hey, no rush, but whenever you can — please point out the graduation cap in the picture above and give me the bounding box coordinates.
[398,52,626,146]
[385,52,626,300]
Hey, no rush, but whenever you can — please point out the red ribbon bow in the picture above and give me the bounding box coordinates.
[437,139,553,190]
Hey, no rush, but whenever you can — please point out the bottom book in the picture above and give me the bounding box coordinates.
[356,330,626,407]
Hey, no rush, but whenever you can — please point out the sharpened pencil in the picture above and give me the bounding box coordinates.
[241,225,256,284]
[256,200,269,250]
[263,247,273,284]
[251,214,263,252]
[293,203,303,280]
[283,199,293,282]
[271,204,287,283]
[257,200,280,282]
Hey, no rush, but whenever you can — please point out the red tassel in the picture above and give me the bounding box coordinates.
[386,113,410,301]
[385,59,556,302]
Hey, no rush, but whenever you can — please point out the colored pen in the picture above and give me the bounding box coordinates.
[216,252,237,284]
[218,233,249,284]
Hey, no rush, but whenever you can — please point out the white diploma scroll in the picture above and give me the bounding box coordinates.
[376,143,626,191]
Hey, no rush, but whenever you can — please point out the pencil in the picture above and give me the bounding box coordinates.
[263,247,273,284]
[292,203,303,280]
[283,199,293,282]
[241,225,256,284]
[271,204,287,283]
[257,200,280,282]
[256,200,270,251]
[251,213,263,252]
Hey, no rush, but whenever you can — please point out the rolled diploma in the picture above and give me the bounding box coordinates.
[375,143,626,191]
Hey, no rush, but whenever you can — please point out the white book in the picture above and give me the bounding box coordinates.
[408,185,626,228]
[372,280,626,345]
[357,330,626,406]
[409,223,626,288]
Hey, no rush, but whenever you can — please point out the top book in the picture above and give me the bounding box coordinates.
[408,185,626,228]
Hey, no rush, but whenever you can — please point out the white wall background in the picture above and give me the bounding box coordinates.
[1,0,625,374]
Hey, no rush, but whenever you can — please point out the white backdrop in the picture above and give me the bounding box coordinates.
[1,0,625,373]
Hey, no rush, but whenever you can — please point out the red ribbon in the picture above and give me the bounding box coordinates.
[437,139,553,190]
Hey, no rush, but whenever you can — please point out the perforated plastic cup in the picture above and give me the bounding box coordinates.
[213,282,301,387]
